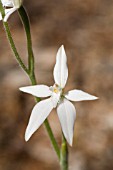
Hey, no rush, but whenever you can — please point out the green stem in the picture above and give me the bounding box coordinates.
[44,119,60,159]
[3,22,29,74]
[0,1,5,18]
[18,6,34,75]
[60,134,68,170]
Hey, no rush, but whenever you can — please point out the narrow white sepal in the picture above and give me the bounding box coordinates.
[4,7,17,22]
[57,99,76,146]
[53,45,68,88]
[19,85,52,98]
[25,98,54,141]
[65,89,98,102]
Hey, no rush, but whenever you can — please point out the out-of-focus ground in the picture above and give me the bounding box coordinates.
[0,0,113,169]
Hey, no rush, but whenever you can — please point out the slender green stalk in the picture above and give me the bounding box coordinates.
[60,134,68,170]
[0,1,5,18]
[18,6,34,75]
[0,1,60,160]
[3,22,29,74]
[44,119,60,159]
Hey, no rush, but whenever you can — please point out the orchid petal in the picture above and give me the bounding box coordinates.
[65,90,98,102]
[19,85,52,98]
[1,0,13,7]
[25,98,54,141]
[53,45,68,88]
[4,7,17,22]
[57,99,76,146]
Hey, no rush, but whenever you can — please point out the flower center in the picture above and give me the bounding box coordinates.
[50,84,62,94]
[53,85,61,94]
[49,84,63,107]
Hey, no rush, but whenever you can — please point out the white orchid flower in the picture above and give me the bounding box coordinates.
[19,45,98,146]
[0,0,22,22]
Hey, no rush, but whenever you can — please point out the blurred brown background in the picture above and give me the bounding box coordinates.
[0,0,113,169]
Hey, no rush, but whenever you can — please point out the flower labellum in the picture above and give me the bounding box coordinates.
[0,0,22,22]
[19,45,98,146]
